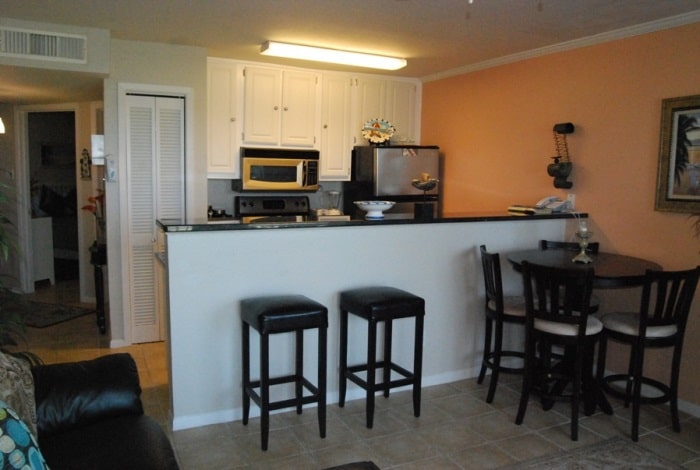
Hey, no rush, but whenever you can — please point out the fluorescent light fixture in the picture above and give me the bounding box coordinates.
[260,41,407,70]
[0,118,5,134]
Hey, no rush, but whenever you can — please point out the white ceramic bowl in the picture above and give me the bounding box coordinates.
[354,200,396,219]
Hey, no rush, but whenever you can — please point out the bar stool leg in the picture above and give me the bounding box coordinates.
[366,317,378,428]
[242,322,250,425]
[338,309,348,407]
[295,329,303,414]
[318,324,327,438]
[260,333,270,451]
[413,314,424,417]
[383,319,393,398]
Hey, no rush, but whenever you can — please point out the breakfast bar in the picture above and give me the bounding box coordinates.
[159,212,583,430]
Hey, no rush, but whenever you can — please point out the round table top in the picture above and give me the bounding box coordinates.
[507,249,662,288]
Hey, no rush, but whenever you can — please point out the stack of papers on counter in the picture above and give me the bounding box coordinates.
[507,205,553,215]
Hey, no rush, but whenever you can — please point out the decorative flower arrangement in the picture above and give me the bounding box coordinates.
[82,189,106,243]
[362,118,395,145]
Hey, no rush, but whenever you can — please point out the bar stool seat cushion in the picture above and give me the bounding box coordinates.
[340,287,424,321]
[600,312,677,338]
[241,295,328,334]
[487,296,526,317]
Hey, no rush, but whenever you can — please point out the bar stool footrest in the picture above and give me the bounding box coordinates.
[602,374,671,405]
[247,375,321,411]
[345,361,415,392]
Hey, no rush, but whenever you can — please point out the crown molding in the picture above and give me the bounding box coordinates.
[422,9,700,83]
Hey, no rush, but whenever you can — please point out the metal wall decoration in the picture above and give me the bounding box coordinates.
[655,94,700,213]
[80,148,91,179]
[547,122,574,189]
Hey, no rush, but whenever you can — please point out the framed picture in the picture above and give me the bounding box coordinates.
[655,95,700,213]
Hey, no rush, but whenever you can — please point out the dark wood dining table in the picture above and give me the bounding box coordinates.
[507,249,662,289]
[506,248,662,416]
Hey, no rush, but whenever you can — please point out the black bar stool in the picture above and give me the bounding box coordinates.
[338,286,425,428]
[241,295,328,450]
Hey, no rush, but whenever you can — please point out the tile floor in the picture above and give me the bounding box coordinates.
[21,280,700,469]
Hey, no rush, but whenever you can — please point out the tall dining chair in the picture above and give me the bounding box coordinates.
[515,261,607,441]
[477,245,526,403]
[596,266,700,442]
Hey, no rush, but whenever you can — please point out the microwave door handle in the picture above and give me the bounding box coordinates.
[301,161,307,186]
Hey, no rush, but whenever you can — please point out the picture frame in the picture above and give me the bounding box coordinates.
[655,94,700,213]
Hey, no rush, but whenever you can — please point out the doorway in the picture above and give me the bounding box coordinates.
[27,111,79,288]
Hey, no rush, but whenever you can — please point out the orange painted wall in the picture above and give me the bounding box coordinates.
[422,22,700,406]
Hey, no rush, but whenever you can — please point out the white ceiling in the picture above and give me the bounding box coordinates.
[2,0,700,104]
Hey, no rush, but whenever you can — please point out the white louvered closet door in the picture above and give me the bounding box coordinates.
[125,94,185,343]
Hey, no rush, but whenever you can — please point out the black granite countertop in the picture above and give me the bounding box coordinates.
[157,211,587,232]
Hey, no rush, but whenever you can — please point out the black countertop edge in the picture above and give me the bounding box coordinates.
[157,211,588,233]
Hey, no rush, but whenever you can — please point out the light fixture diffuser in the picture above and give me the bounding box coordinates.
[260,41,407,70]
[0,118,5,134]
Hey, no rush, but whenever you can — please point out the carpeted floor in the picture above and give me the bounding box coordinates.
[501,437,684,469]
[24,301,93,328]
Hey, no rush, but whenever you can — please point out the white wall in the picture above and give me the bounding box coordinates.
[103,39,208,345]
[165,218,571,430]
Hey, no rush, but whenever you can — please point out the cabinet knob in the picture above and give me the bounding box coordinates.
[230,117,236,122]
[323,124,328,129]
[273,106,279,111]
[283,107,288,111]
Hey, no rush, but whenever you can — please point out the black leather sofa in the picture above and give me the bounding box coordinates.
[31,353,179,470]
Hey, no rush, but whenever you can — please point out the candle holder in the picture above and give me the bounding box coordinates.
[572,229,594,264]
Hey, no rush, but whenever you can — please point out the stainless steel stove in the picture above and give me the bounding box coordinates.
[234,195,310,223]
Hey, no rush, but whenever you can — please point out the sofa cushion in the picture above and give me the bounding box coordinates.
[32,353,143,437]
[0,399,48,469]
[0,351,38,437]
[38,414,180,470]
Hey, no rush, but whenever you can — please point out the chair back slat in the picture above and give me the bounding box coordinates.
[640,267,700,332]
[522,261,595,333]
[480,245,504,312]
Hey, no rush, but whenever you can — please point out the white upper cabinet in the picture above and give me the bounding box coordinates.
[206,58,421,181]
[353,77,419,146]
[242,65,320,148]
[320,73,354,180]
[207,58,241,178]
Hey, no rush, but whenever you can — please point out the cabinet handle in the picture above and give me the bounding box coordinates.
[273,106,279,111]
[230,117,236,122]
[323,124,328,129]
[283,107,288,111]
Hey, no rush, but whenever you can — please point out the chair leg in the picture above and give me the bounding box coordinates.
[383,319,393,398]
[515,332,535,426]
[631,345,644,442]
[242,322,250,425]
[595,332,607,382]
[486,319,503,403]
[318,324,327,439]
[478,317,493,384]
[338,310,348,407]
[260,333,270,451]
[670,346,683,432]
[295,329,304,415]
[413,313,424,418]
[366,318,378,428]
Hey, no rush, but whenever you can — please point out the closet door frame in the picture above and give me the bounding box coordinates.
[117,83,193,345]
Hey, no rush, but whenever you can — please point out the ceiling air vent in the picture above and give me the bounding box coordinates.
[0,26,87,64]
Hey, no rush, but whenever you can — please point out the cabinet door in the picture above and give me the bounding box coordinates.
[320,74,353,180]
[385,80,418,144]
[207,60,240,177]
[353,77,386,146]
[242,66,282,145]
[281,70,319,147]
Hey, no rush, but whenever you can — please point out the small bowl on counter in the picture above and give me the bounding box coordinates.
[354,200,396,220]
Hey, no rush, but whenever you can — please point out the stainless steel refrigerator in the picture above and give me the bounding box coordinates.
[343,145,441,219]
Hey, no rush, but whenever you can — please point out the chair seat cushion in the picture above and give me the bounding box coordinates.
[487,296,526,317]
[535,315,603,336]
[241,295,328,334]
[600,312,678,338]
[340,287,424,321]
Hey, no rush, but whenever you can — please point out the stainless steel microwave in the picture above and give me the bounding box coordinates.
[239,148,320,191]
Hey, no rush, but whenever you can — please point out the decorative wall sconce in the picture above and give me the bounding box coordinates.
[547,122,574,189]
[80,148,92,179]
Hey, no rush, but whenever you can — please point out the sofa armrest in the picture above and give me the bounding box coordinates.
[32,353,144,437]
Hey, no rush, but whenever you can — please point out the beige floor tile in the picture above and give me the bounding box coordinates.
[449,442,517,468]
